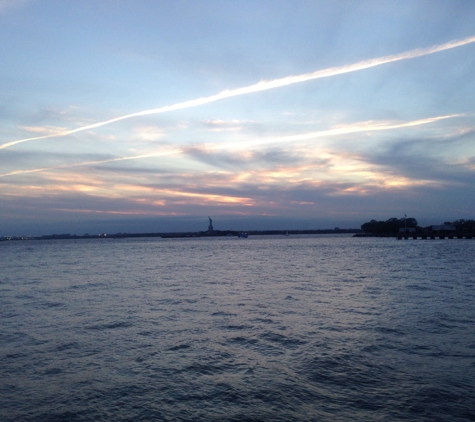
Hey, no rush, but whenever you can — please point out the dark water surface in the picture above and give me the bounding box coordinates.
[1,235,474,421]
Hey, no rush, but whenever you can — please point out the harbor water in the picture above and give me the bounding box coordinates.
[1,235,474,421]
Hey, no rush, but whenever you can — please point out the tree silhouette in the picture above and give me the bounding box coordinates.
[361,217,418,234]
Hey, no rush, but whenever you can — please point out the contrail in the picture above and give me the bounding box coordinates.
[1,35,475,151]
[0,150,181,178]
[0,114,461,179]
[217,114,463,149]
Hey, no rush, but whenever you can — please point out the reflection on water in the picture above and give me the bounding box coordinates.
[1,235,474,421]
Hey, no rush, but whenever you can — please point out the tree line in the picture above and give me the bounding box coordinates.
[361,218,475,234]
[361,217,418,234]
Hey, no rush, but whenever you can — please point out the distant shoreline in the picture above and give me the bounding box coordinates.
[1,229,362,241]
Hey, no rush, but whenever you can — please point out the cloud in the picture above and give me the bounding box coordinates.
[2,157,473,235]
[19,125,67,135]
[212,114,464,151]
[132,126,167,142]
[200,119,256,133]
[1,113,465,179]
[2,34,475,150]
[361,133,475,187]
[184,146,309,171]
[0,149,182,178]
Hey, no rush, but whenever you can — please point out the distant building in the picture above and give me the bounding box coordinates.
[399,227,416,233]
[430,225,455,231]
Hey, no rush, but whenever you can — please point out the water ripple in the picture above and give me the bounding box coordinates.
[0,235,474,421]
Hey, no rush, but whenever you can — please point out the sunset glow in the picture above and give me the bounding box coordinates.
[1,1,475,235]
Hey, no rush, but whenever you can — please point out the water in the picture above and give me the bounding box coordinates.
[1,235,474,421]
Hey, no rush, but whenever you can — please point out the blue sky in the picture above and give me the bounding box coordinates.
[1,0,475,235]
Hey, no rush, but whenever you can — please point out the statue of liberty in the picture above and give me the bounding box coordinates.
[208,216,214,232]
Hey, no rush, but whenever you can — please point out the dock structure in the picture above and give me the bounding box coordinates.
[397,233,474,240]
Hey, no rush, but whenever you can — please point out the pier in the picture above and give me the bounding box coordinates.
[397,233,473,240]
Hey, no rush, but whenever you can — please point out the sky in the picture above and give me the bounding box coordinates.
[1,0,475,236]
